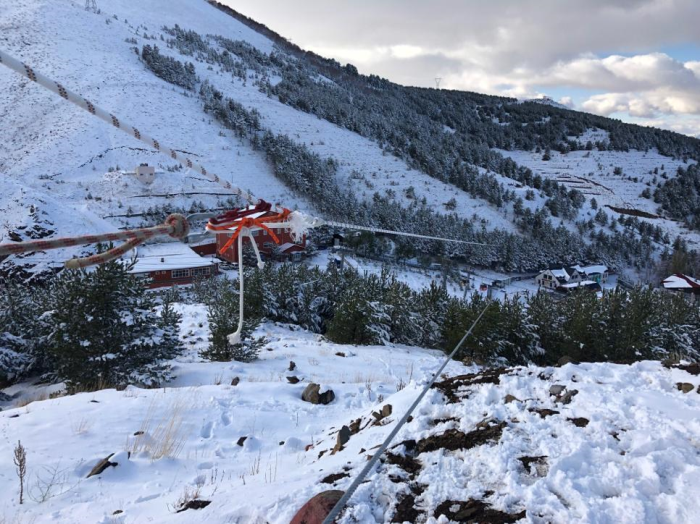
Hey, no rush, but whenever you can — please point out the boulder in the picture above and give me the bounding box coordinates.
[287,376,301,384]
[549,384,566,396]
[560,389,579,404]
[231,377,240,386]
[290,490,344,524]
[677,382,694,393]
[289,361,296,371]
[237,436,247,446]
[332,425,351,454]
[302,383,335,405]
[504,394,520,404]
[557,356,577,366]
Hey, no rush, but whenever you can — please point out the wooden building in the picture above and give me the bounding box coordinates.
[128,242,218,288]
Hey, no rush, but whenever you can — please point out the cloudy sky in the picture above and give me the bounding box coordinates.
[224,0,700,138]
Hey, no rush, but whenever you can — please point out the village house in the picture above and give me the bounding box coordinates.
[132,163,156,184]
[572,264,609,284]
[216,207,306,264]
[536,264,609,290]
[662,274,700,302]
[127,242,219,288]
[535,267,581,289]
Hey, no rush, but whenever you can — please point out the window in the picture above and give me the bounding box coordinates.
[292,252,302,261]
[251,230,259,237]
[263,242,275,249]
[191,267,211,277]
[172,269,190,279]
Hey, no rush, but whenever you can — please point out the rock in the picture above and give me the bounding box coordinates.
[504,394,520,404]
[333,425,351,453]
[133,431,144,436]
[291,490,344,524]
[287,376,301,384]
[237,436,247,447]
[87,453,117,478]
[676,382,694,393]
[549,384,566,396]
[289,361,296,371]
[320,472,349,484]
[335,352,346,357]
[231,377,240,386]
[567,417,589,427]
[519,455,548,476]
[559,389,579,404]
[557,356,577,366]
[349,418,362,434]
[319,390,335,405]
[529,408,559,418]
[381,404,393,418]
[302,383,335,405]
[176,500,211,513]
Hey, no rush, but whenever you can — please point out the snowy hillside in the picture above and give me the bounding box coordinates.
[1,318,699,523]
[3,0,700,279]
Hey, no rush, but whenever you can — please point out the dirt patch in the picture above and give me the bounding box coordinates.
[434,499,526,523]
[320,472,349,484]
[384,451,422,476]
[433,368,510,403]
[391,484,426,523]
[416,422,507,454]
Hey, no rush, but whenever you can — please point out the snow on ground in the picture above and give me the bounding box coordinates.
[0,0,302,249]
[1,307,699,523]
[497,146,700,249]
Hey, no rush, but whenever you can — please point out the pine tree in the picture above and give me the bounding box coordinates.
[41,260,180,389]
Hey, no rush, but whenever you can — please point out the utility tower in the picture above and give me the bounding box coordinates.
[85,0,98,13]
[435,77,442,90]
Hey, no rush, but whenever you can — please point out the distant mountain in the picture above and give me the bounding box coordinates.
[1,0,698,282]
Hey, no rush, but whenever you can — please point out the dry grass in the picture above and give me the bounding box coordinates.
[126,396,191,461]
[70,417,91,436]
[14,392,49,409]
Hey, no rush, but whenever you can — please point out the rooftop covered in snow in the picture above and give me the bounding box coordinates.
[127,242,216,273]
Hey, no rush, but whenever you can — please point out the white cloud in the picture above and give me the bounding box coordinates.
[226,0,700,136]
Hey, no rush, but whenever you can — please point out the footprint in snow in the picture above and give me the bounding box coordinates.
[201,421,214,439]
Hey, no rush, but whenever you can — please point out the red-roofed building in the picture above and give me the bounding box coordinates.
[662,273,700,302]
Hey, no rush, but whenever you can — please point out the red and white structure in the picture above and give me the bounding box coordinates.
[212,204,306,264]
[128,242,218,288]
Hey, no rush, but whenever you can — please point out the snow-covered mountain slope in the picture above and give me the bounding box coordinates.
[5,0,700,280]
[1,318,699,523]
[0,0,298,273]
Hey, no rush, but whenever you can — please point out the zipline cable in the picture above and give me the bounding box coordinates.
[0,48,256,204]
[321,301,492,524]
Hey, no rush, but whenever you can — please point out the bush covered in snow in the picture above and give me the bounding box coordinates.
[194,263,700,365]
[0,259,182,389]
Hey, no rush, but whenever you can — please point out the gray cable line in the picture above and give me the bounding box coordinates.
[322,301,492,524]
